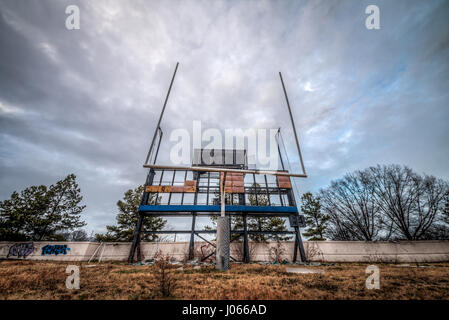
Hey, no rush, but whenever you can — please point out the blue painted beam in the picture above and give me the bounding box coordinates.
[138,204,298,213]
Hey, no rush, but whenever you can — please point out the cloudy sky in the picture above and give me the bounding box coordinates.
[1,0,448,237]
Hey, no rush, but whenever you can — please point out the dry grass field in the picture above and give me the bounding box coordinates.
[0,260,448,300]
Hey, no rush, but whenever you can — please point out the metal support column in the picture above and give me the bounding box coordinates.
[141,169,155,205]
[128,213,145,263]
[287,189,307,263]
[128,169,155,263]
[243,214,249,263]
[188,173,200,260]
[294,226,307,263]
[216,172,230,270]
[239,192,249,263]
[188,213,196,260]
[293,226,299,262]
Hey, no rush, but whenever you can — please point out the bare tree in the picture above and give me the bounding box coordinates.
[368,165,448,240]
[443,190,449,223]
[320,170,382,241]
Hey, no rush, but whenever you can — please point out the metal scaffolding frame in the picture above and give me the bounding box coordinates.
[129,62,308,265]
[127,167,307,264]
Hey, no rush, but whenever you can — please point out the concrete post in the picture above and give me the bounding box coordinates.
[216,216,230,270]
[216,172,230,271]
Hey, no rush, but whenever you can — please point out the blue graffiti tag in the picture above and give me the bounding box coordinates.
[41,244,71,256]
[7,243,35,258]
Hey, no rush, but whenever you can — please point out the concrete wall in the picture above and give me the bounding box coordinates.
[1,241,449,263]
[0,241,98,261]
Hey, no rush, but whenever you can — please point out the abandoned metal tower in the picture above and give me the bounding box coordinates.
[128,63,308,267]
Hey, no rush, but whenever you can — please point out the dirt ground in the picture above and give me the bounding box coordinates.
[0,260,448,300]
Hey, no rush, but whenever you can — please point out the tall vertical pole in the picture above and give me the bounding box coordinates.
[279,72,307,262]
[135,62,178,263]
[279,72,306,176]
[276,128,286,171]
[152,128,163,165]
[145,62,179,165]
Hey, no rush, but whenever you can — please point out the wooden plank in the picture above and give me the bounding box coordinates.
[225,180,243,186]
[145,185,197,193]
[277,176,292,188]
[170,186,186,193]
[232,187,245,193]
[183,186,196,193]
[224,186,245,193]
[184,180,197,187]
[278,182,292,189]
[146,185,173,193]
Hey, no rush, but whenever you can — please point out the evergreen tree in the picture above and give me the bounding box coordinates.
[246,185,290,241]
[96,185,166,242]
[0,174,86,241]
[301,192,328,240]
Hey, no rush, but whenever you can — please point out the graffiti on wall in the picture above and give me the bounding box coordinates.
[41,244,71,256]
[7,243,35,258]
